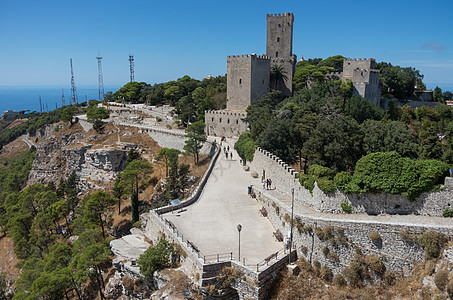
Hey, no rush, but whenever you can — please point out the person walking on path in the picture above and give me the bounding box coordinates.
[230,152,233,160]
[268,178,272,190]
[227,145,230,151]
[225,151,229,159]
[262,178,266,189]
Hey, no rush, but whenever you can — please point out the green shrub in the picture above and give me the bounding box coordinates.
[443,209,453,217]
[322,246,330,257]
[283,213,291,223]
[334,171,352,190]
[137,237,175,281]
[434,269,450,291]
[317,178,336,193]
[132,221,142,228]
[351,152,450,200]
[300,246,308,255]
[234,131,256,162]
[341,201,352,213]
[298,164,336,193]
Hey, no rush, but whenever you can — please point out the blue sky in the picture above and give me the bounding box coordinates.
[1,0,452,91]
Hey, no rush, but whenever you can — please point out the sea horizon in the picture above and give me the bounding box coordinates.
[0,85,122,114]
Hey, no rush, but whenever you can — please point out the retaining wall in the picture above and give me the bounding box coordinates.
[255,188,453,276]
[250,147,453,216]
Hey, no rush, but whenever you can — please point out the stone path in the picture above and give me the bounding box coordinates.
[162,138,283,265]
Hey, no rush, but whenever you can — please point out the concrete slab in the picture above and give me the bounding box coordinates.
[163,139,283,266]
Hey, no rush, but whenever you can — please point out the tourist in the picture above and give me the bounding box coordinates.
[230,152,233,159]
[225,151,229,159]
[227,145,230,151]
[268,178,272,190]
[262,179,266,189]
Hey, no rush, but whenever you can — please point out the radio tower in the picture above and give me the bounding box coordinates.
[129,54,135,82]
[61,89,65,107]
[96,56,104,100]
[70,58,78,105]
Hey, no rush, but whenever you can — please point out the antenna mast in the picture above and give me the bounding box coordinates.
[70,58,77,105]
[62,89,65,107]
[96,56,104,101]
[129,54,135,82]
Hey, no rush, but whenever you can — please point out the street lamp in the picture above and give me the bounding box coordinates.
[289,188,294,264]
[237,224,242,262]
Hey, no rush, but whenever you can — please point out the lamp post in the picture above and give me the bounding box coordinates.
[237,224,242,262]
[289,188,294,264]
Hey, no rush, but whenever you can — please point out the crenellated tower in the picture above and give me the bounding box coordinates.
[266,13,297,96]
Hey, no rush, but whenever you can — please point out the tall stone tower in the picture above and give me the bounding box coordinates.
[266,13,297,96]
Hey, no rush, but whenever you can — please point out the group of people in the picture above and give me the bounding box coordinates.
[224,145,233,160]
[262,177,272,190]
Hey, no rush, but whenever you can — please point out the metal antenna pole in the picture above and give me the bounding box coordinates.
[289,188,294,264]
[129,55,135,82]
[61,89,65,107]
[70,58,77,105]
[96,56,104,101]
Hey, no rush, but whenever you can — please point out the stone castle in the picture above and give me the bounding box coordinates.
[205,13,382,138]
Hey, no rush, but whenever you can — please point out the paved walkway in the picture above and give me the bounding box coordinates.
[163,139,283,265]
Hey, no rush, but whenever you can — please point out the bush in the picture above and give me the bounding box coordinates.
[417,231,448,260]
[443,209,453,217]
[333,274,347,286]
[351,152,450,200]
[234,131,256,162]
[322,246,330,257]
[383,271,396,285]
[327,252,340,262]
[283,213,291,223]
[400,229,417,243]
[365,255,386,276]
[137,238,175,281]
[298,164,336,193]
[300,246,308,255]
[369,231,382,243]
[446,278,453,297]
[341,201,352,213]
[334,171,352,190]
[434,269,450,291]
[320,266,333,281]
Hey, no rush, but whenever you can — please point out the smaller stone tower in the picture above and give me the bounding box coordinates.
[266,13,297,96]
[226,54,271,111]
[343,58,381,106]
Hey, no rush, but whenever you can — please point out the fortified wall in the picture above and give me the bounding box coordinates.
[205,110,248,138]
[249,147,453,275]
[255,188,452,276]
[250,147,453,216]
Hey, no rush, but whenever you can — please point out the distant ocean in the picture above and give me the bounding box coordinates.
[0,86,121,114]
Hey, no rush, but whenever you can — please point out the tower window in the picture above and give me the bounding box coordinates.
[212,117,214,122]
[219,118,222,123]
[277,37,280,42]
[239,78,242,84]
[227,119,230,124]
[276,51,279,58]
[236,120,238,124]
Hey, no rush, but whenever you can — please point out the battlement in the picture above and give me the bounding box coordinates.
[227,54,270,60]
[266,13,294,18]
[344,58,376,62]
[326,71,343,77]
[256,147,298,177]
[206,110,247,117]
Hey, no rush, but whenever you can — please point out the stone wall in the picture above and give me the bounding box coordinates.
[250,147,453,216]
[255,188,453,276]
[205,110,248,138]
